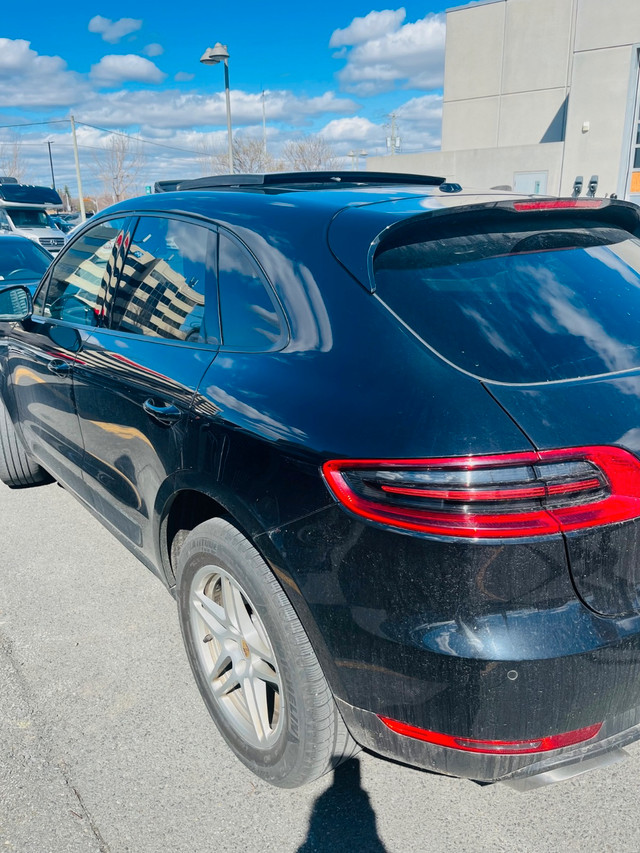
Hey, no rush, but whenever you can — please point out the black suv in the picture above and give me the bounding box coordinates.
[3,172,640,790]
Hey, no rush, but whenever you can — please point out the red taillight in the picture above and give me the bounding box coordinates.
[378,716,602,754]
[322,446,640,539]
[513,199,604,211]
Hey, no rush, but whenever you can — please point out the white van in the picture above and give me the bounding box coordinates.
[0,178,66,254]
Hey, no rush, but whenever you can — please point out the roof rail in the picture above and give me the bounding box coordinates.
[176,171,446,191]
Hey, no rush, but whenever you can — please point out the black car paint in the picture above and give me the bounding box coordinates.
[3,185,640,784]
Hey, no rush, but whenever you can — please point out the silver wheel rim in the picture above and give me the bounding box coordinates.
[189,565,284,749]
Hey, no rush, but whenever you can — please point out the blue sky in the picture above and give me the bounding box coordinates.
[1,1,452,196]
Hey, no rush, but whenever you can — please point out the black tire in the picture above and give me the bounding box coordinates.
[0,398,51,488]
[176,517,359,788]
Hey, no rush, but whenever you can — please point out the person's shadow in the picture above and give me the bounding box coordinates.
[296,757,388,852]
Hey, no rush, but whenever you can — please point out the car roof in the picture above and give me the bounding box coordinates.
[105,174,526,228]
[100,172,640,290]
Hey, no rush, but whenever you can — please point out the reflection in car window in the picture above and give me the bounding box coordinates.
[111,217,211,342]
[218,231,283,350]
[42,218,127,325]
[0,239,51,281]
[374,218,640,383]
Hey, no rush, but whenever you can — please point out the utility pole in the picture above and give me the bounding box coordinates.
[70,116,86,222]
[387,112,400,156]
[47,141,56,190]
[262,90,267,157]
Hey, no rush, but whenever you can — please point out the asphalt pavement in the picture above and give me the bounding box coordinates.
[1,481,639,853]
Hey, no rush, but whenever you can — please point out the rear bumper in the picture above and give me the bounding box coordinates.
[266,506,640,784]
[336,697,640,785]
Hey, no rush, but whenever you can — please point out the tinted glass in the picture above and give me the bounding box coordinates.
[43,218,126,325]
[0,239,51,281]
[374,217,640,383]
[7,209,51,228]
[218,232,283,350]
[111,216,212,342]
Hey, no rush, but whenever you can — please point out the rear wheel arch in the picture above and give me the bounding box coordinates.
[162,488,231,583]
[159,485,347,699]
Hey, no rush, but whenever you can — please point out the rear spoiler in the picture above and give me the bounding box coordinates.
[329,197,640,292]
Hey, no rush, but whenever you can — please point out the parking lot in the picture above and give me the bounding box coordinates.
[1,481,639,853]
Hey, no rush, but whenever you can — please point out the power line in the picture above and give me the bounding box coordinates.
[0,119,69,130]
[1,118,202,157]
[77,122,202,156]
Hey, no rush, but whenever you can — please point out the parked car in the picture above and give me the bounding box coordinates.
[3,172,640,790]
[0,234,52,289]
[0,180,66,254]
[49,215,77,235]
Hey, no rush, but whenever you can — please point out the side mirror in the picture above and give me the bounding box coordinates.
[0,285,33,321]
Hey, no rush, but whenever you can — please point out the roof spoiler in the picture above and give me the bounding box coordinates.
[175,171,447,191]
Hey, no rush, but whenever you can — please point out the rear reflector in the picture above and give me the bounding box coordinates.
[322,446,640,539]
[378,716,602,754]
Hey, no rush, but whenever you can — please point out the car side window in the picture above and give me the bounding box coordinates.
[41,218,127,325]
[111,216,214,343]
[218,231,284,351]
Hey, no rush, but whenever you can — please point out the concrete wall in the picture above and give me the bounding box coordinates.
[368,143,564,194]
[379,0,640,199]
[575,0,640,51]
[561,45,638,197]
[443,0,574,151]
[443,1,505,103]
[501,0,574,94]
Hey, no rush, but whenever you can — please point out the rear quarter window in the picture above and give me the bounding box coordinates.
[373,216,640,383]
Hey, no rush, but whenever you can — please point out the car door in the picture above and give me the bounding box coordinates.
[72,214,219,558]
[2,218,128,498]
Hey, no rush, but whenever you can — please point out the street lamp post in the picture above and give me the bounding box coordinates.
[200,43,234,174]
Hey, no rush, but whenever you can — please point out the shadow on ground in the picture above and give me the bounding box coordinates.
[296,758,388,852]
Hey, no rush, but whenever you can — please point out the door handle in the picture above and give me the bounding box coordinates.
[142,398,181,426]
[47,358,72,376]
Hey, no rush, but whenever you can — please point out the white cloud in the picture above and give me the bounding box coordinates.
[88,16,143,44]
[91,55,167,86]
[143,43,164,57]
[75,88,358,130]
[330,9,407,47]
[396,92,443,122]
[335,12,446,96]
[174,72,195,82]
[395,93,443,149]
[321,116,380,144]
[0,38,88,107]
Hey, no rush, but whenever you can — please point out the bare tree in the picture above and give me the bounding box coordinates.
[196,139,227,175]
[283,135,337,171]
[233,137,283,174]
[0,137,27,182]
[198,136,283,175]
[93,134,146,202]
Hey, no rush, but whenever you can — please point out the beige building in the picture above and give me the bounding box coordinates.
[369,0,640,201]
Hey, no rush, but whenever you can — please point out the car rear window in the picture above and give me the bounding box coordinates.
[373,215,640,383]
